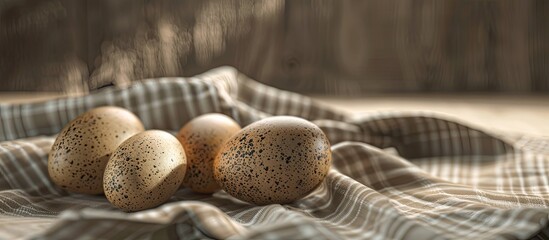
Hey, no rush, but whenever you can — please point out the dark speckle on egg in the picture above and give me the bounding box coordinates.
[214,116,332,205]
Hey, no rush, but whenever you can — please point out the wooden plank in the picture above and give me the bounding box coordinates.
[0,0,548,94]
[529,0,549,92]
[0,0,88,92]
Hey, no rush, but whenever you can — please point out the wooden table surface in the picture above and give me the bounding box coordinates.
[1,92,548,137]
[314,94,549,137]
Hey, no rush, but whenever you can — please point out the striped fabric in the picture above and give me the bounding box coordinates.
[1,66,548,239]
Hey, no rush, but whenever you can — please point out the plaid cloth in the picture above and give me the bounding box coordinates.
[1,67,548,239]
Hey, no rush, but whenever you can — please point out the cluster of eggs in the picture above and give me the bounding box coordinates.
[48,106,332,212]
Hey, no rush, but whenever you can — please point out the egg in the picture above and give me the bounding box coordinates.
[103,130,187,212]
[214,116,332,205]
[48,106,145,194]
[177,113,241,193]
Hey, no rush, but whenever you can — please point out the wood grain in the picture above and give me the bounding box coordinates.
[0,0,548,94]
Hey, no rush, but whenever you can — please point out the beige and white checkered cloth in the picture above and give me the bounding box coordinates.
[1,67,548,239]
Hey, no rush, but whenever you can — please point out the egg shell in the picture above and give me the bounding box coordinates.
[177,113,241,193]
[48,106,145,194]
[214,116,332,205]
[103,130,187,212]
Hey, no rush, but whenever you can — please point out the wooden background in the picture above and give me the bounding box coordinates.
[1,0,548,95]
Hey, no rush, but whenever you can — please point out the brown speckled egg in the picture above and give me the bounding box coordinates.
[214,116,332,205]
[48,106,145,194]
[177,113,241,193]
[103,130,186,212]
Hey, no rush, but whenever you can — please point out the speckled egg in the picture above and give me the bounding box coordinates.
[103,130,186,212]
[177,113,241,193]
[48,106,145,194]
[214,116,332,205]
